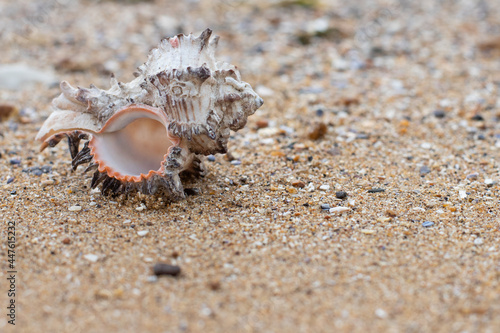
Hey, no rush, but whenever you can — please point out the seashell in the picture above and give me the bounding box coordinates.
[36,29,263,200]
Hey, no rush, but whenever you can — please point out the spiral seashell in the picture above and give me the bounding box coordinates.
[36,29,263,200]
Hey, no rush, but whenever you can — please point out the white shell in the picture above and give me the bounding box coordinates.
[36,29,263,200]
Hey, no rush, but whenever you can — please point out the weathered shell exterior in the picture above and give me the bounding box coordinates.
[36,29,263,200]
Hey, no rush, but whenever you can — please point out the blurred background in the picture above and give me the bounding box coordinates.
[1,1,500,332]
[1,0,499,124]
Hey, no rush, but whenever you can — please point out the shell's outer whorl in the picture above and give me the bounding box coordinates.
[36,28,263,199]
[139,28,263,154]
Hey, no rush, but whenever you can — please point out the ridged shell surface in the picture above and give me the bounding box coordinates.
[36,29,263,200]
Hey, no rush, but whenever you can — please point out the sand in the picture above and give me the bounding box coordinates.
[0,0,499,332]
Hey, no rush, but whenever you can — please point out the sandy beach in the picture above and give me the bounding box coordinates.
[0,0,499,332]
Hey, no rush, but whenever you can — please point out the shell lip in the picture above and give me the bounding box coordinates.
[89,104,181,183]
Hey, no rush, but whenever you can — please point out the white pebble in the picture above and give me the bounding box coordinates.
[420,142,432,149]
[260,138,275,145]
[485,179,494,186]
[137,230,149,237]
[319,184,330,191]
[68,205,82,212]
[375,308,388,319]
[146,275,158,283]
[305,183,315,192]
[329,207,350,214]
[136,204,146,212]
[459,190,467,199]
[83,254,99,262]
[474,238,483,245]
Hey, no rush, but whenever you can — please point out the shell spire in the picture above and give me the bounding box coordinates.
[36,29,263,200]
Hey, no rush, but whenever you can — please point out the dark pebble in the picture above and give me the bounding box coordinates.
[477,134,486,140]
[320,203,330,210]
[302,202,310,207]
[315,109,324,117]
[419,165,431,175]
[433,110,446,118]
[184,188,200,196]
[356,133,369,140]
[471,114,484,121]
[9,159,21,165]
[10,190,16,195]
[207,155,216,162]
[7,177,15,184]
[335,191,348,199]
[367,188,385,193]
[153,263,181,277]
[22,165,52,175]
[422,221,434,227]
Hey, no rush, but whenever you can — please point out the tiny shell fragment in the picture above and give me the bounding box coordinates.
[329,207,350,214]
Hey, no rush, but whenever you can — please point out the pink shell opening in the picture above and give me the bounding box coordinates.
[89,104,180,183]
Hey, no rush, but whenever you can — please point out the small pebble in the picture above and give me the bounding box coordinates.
[207,155,216,162]
[137,230,149,237]
[433,110,446,118]
[7,177,15,184]
[375,308,388,319]
[153,263,181,277]
[10,159,21,165]
[319,184,330,191]
[146,275,158,283]
[0,104,18,121]
[477,134,486,140]
[471,114,484,121]
[320,203,331,210]
[308,123,327,140]
[356,133,369,140]
[62,237,71,245]
[459,190,467,199]
[422,221,434,228]
[41,179,55,186]
[335,191,347,199]
[473,238,484,245]
[291,180,306,188]
[419,165,431,175]
[10,190,16,195]
[420,142,432,149]
[83,254,99,262]
[68,205,82,212]
[367,188,385,193]
[230,160,241,166]
[329,207,350,214]
[466,173,479,180]
[484,179,494,186]
[255,119,269,129]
